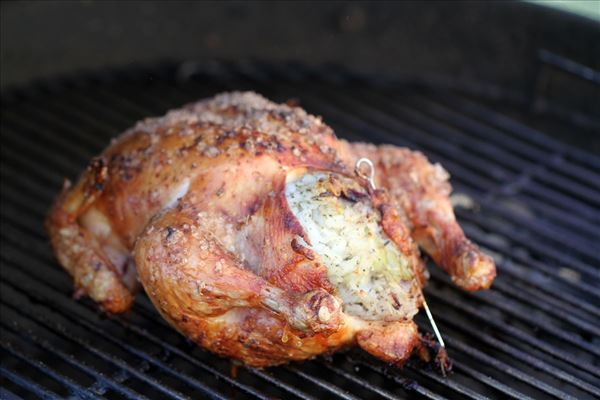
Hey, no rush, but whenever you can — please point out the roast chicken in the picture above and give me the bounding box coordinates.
[46,92,496,367]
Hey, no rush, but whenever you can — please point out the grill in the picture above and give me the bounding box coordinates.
[1,59,599,400]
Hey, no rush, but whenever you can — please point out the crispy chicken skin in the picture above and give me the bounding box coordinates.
[46,92,495,367]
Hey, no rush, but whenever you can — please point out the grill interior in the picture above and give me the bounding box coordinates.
[1,61,599,400]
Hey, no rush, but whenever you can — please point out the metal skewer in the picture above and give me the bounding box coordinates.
[422,300,446,348]
[355,158,376,190]
[355,157,446,350]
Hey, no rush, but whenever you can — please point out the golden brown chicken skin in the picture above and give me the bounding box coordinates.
[46,92,495,367]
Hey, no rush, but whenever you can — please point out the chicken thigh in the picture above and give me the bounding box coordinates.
[46,92,495,367]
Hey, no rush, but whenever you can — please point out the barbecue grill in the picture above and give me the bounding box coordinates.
[1,59,599,400]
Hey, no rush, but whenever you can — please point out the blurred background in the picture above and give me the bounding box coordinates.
[2,1,599,86]
[1,0,599,148]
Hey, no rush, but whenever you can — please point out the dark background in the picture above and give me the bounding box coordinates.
[1,1,599,149]
[2,1,599,88]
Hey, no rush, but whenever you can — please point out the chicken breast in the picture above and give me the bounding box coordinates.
[46,92,495,367]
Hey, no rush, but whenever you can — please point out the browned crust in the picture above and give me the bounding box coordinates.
[45,91,494,368]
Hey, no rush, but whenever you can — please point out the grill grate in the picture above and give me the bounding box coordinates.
[1,61,599,400]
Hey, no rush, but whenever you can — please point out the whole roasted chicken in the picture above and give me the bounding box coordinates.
[46,92,495,367]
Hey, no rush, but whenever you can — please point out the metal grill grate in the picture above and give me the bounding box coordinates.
[1,61,599,400]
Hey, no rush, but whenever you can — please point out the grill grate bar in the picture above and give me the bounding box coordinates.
[501,275,600,322]
[0,365,62,400]
[506,192,600,241]
[460,220,600,303]
[406,93,600,184]
[439,356,530,399]
[0,322,147,400]
[359,358,486,400]
[351,361,447,400]
[363,89,548,163]
[0,300,193,400]
[487,278,600,336]
[322,87,525,175]
[0,143,64,188]
[4,282,217,399]
[417,306,597,396]
[0,340,99,400]
[8,99,109,149]
[405,94,600,209]
[318,362,405,400]
[424,284,600,379]
[522,181,600,224]
[430,297,600,397]
[0,140,80,190]
[1,111,103,167]
[0,280,212,400]
[0,165,56,207]
[448,362,534,400]
[442,336,577,400]
[470,283,600,345]
[0,387,22,400]
[285,367,362,400]
[2,106,100,158]
[2,126,84,178]
[430,90,600,169]
[434,278,600,359]
[456,208,600,296]
[239,369,319,400]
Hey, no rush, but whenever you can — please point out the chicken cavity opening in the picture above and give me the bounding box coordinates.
[285,172,419,321]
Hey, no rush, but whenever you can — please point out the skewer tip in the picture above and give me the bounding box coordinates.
[355,158,376,189]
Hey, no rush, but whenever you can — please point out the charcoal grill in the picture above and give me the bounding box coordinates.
[1,59,599,400]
